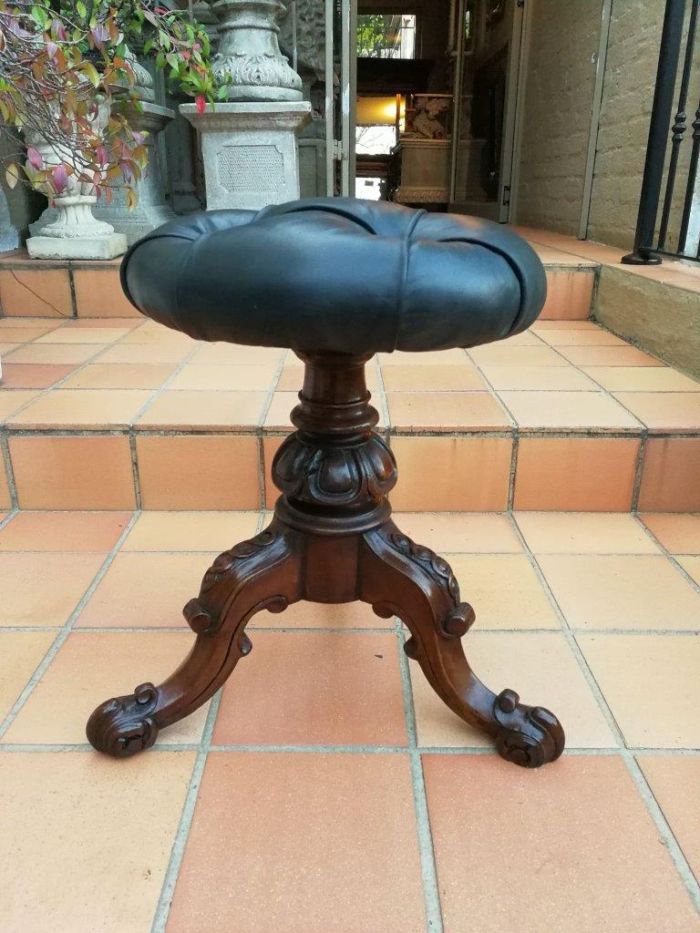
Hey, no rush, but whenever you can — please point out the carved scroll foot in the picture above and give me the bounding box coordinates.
[361,522,565,768]
[86,521,302,758]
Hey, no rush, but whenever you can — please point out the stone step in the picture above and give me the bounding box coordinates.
[0,245,597,321]
[0,315,698,513]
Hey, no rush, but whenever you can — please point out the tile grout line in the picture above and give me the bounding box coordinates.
[395,620,444,933]
[0,431,19,509]
[631,513,700,596]
[150,690,223,933]
[0,510,140,740]
[508,512,700,910]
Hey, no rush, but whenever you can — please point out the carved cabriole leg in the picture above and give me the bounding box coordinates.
[86,521,302,757]
[359,521,565,768]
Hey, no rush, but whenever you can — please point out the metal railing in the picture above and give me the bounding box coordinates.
[623,0,700,264]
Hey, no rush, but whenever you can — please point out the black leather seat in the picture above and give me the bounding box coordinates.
[121,197,546,354]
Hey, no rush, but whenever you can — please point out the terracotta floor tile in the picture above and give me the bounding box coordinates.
[73,267,142,317]
[639,437,700,512]
[514,437,640,511]
[537,327,627,346]
[136,435,260,510]
[0,467,9,510]
[117,325,193,346]
[393,511,523,553]
[0,751,194,932]
[501,390,642,430]
[515,511,660,553]
[5,342,105,364]
[0,324,60,341]
[213,631,407,746]
[77,551,216,628]
[168,362,278,391]
[531,320,599,331]
[381,363,487,391]
[0,316,61,330]
[169,752,425,933]
[578,634,700,748]
[556,345,664,366]
[0,267,72,317]
[0,389,39,420]
[0,631,54,719]
[411,632,614,748]
[468,345,567,367]
[263,391,300,429]
[640,513,700,553]
[36,326,131,344]
[122,510,259,552]
[3,631,208,744]
[10,434,136,510]
[540,268,595,319]
[0,552,104,627]
[478,363,598,391]
[388,392,511,431]
[676,555,700,585]
[582,365,700,392]
[8,388,152,429]
[390,436,512,511]
[0,511,130,551]
[423,755,699,932]
[638,756,700,878]
[66,317,140,329]
[60,362,175,390]
[379,347,469,366]
[539,554,700,630]
[191,343,285,365]
[136,390,266,429]
[0,362,75,388]
[613,391,700,431]
[95,342,192,364]
[248,599,394,629]
[276,362,379,392]
[448,554,559,629]
[262,434,287,509]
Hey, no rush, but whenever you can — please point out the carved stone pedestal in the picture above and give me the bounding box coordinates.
[87,352,565,768]
[180,101,311,210]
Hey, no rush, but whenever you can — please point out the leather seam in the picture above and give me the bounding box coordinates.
[393,209,426,351]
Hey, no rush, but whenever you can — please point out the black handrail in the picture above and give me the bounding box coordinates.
[623,0,700,265]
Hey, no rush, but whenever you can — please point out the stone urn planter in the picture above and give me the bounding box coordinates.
[26,98,127,260]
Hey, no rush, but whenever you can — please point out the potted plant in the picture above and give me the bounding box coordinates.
[0,0,224,257]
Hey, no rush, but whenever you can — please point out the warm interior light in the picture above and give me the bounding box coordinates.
[356,95,406,126]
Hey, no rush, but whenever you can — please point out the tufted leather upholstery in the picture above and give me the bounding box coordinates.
[120,198,547,354]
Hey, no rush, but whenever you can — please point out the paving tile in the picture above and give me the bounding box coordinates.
[381,363,487,391]
[613,391,700,431]
[0,751,194,932]
[676,555,700,586]
[448,554,559,629]
[500,390,641,430]
[514,437,640,511]
[640,513,700,554]
[379,348,469,366]
[638,756,700,878]
[0,322,60,340]
[276,362,379,392]
[73,267,141,317]
[0,552,104,627]
[10,435,136,510]
[539,554,700,630]
[95,342,192,364]
[515,511,660,553]
[539,267,594,319]
[537,327,627,346]
[136,390,266,429]
[0,389,40,420]
[5,342,104,364]
[0,464,10,510]
[531,320,599,331]
[423,755,699,932]
[0,511,130,552]
[191,343,284,365]
[59,362,175,390]
[390,436,512,511]
[639,438,700,512]
[168,752,425,933]
[168,362,278,391]
[582,365,700,392]
[263,434,287,509]
[264,391,302,429]
[478,363,598,391]
[0,267,72,317]
[0,631,54,719]
[411,632,614,748]
[556,345,664,366]
[0,363,75,388]
[77,552,216,628]
[122,510,259,552]
[248,599,394,629]
[3,631,208,744]
[213,631,407,746]
[0,316,62,329]
[35,326,131,344]
[468,345,567,367]
[68,317,141,329]
[136,435,260,510]
[388,392,511,431]
[578,634,700,747]
[393,512,523,553]
[7,388,152,429]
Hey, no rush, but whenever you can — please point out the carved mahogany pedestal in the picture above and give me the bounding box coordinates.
[87,353,564,767]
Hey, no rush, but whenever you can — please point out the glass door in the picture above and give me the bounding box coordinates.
[324,0,358,196]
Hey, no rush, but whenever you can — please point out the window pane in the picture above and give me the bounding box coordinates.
[357,14,417,59]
